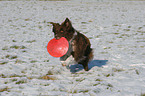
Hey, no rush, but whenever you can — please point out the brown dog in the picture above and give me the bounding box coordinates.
[50,18,93,71]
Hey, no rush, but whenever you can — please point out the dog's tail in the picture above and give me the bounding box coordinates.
[85,45,94,61]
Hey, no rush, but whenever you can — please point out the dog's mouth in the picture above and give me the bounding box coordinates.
[55,36,61,39]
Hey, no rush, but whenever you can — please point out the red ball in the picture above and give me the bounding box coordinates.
[47,37,69,57]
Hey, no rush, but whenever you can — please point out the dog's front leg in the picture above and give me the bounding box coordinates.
[60,55,69,66]
[60,42,73,66]
[60,55,74,67]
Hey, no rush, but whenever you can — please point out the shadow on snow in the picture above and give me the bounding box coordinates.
[69,60,108,73]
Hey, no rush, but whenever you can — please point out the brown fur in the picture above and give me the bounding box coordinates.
[50,18,93,71]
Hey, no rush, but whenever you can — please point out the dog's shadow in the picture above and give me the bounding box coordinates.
[69,60,108,73]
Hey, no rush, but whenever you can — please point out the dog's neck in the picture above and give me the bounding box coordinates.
[69,30,77,43]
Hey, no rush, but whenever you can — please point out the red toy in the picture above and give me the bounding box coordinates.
[47,37,69,57]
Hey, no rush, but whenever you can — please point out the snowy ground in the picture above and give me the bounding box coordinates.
[0,1,145,96]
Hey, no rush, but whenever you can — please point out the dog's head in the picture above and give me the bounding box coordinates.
[50,18,75,41]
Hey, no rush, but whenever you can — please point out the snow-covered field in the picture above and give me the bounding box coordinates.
[0,1,145,96]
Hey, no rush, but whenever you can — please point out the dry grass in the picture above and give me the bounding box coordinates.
[141,93,145,96]
[0,87,9,92]
[39,75,56,80]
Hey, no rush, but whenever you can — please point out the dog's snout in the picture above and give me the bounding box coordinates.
[55,35,60,39]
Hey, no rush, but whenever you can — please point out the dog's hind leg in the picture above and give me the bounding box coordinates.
[77,46,93,71]
[78,57,89,71]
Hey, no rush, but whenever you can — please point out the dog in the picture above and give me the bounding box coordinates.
[50,18,93,71]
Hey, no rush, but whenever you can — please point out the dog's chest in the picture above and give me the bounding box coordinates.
[71,40,76,52]
[60,41,75,65]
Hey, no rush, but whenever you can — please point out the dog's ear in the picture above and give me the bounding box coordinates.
[50,22,59,27]
[50,22,60,32]
[63,18,73,29]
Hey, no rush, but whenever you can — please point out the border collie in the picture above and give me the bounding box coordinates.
[50,18,93,71]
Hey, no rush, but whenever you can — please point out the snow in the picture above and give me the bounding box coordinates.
[0,1,145,96]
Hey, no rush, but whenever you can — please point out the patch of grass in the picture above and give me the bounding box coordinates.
[0,74,32,81]
[22,50,27,52]
[140,46,144,48]
[5,55,10,58]
[12,40,16,42]
[93,83,101,86]
[104,47,111,49]
[71,90,77,93]
[0,62,8,65]
[21,70,26,74]
[10,45,26,49]
[47,70,53,75]
[39,0,68,1]
[4,81,9,84]
[76,78,85,82]
[104,73,114,77]
[21,46,26,49]
[39,75,55,80]
[137,41,145,43]
[128,26,131,28]
[44,84,50,86]
[24,18,31,21]
[118,90,121,92]
[113,33,120,35]
[135,70,139,75]
[95,35,101,38]
[12,79,18,82]
[112,68,124,72]
[2,46,8,50]
[26,40,36,43]
[118,36,123,38]
[123,29,130,31]
[43,60,49,62]
[21,25,26,27]
[83,32,88,34]
[81,22,88,24]
[100,52,108,54]
[93,90,100,93]
[16,80,27,84]
[107,41,113,43]
[10,56,18,59]
[105,74,111,77]
[107,83,113,90]
[5,55,17,59]
[121,34,130,37]
[0,74,6,78]
[9,74,24,78]
[137,31,145,33]
[10,45,20,49]
[88,20,93,22]
[30,60,37,63]
[0,87,9,92]
[113,24,119,26]
[79,90,89,93]
[107,83,113,88]
[95,78,103,81]
[88,37,93,39]
[38,26,42,29]
[8,20,12,22]
[15,59,26,64]
[141,93,145,96]
[138,27,142,30]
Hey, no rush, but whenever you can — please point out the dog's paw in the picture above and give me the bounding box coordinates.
[61,63,67,67]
